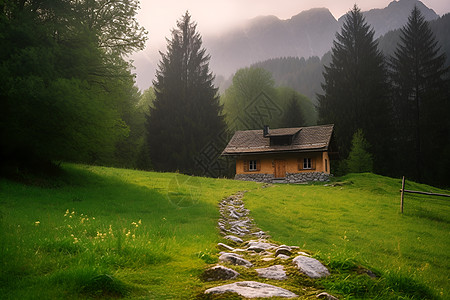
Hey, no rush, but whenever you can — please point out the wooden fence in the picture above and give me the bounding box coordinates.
[399,176,450,213]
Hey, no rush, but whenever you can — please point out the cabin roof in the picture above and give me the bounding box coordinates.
[222,124,334,156]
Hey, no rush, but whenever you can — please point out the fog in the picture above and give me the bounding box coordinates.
[131,0,450,91]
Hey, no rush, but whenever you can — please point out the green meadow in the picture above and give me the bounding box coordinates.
[245,174,450,299]
[0,165,448,299]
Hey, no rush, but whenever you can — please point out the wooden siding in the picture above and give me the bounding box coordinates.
[236,152,330,176]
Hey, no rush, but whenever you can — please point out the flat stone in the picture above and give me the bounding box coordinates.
[232,248,247,253]
[260,251,273,256]
[246,240,277,251]
[275,247,292,257]
[276,254,290,260]
[256,265,287,280]
[224,235,244,244]
[204,281,298,298]
[262,257,275,262]
[219,251,242,257]
[229,210,241,219]
[202,265,240,281]
[218,243,235,251]
[293,255,330,278]
[247,246,265,253]
[252,230,268,237]
[317,292,339,300]
[219,252,253,268]
[297,251,311,257]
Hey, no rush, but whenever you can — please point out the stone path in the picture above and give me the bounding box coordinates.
[202,191,338,299]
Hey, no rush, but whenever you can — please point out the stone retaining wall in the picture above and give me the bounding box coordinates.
[235,172,330,183]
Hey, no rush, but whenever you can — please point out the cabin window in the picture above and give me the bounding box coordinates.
[249,160,257,171]
[244,160,260,172]
[298,158,315,170]
[303,158,312,169]
[325,159,328,172]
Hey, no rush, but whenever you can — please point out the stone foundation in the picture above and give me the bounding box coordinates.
[234,173,274,183]
[235,172,330,184]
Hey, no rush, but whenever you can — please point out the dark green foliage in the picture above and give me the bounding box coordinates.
[222,67,316,130]
[0,0,147,174]
[222,67,278,130]
[280,93,305,128]
[317,5,391,173]
[146,12,226,174]
[346,129,374,173]
[389,6,449,186]
[380,13,450,67]
[252,56,326,103]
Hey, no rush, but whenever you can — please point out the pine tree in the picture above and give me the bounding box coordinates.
[389,6,449,184]
[317,5,390,171]
[347,129,373,173]
[146,12,226,174]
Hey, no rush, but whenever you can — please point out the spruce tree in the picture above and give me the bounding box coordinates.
[389,6,449,184]
[146,12,226,174]
[317,5,390,171]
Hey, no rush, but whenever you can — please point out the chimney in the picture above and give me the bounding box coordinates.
[263,125,269,137]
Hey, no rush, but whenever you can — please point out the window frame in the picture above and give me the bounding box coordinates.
[249,160,258,171]
[303,158,312,169]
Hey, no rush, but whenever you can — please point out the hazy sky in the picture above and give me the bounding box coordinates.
[132,0,450,90]
[137,0,449,47]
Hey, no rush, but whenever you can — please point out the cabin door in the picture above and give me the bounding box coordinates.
[274,160,286,178]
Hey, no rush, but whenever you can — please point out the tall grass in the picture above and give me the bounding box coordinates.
[244,173,450,299]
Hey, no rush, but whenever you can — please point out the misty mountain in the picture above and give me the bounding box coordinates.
[247,12,450,104]
[205,8,337,78]
[206,0,439,80]
[338,0,438,38]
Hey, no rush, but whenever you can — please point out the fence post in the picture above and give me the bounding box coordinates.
[400,176,405,214]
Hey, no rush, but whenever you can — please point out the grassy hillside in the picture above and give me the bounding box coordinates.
[245,173,450,298]
[0,164,257,299]
[0,166,448,299]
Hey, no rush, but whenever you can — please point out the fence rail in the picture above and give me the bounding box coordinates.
[399,176,450,213]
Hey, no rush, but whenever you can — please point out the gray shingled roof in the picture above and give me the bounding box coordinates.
[222,124,334,156]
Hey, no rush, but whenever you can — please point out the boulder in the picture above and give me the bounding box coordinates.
[202,265,240,281]
[224,235,244,244]
[219,253,253,268]
[255,265,287,280]
[204,281,298,298]
[293,255,330,278]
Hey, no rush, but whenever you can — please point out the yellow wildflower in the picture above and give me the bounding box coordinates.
[35,221,40,226]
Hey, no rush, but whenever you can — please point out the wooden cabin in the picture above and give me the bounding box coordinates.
[221,124,336,183]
